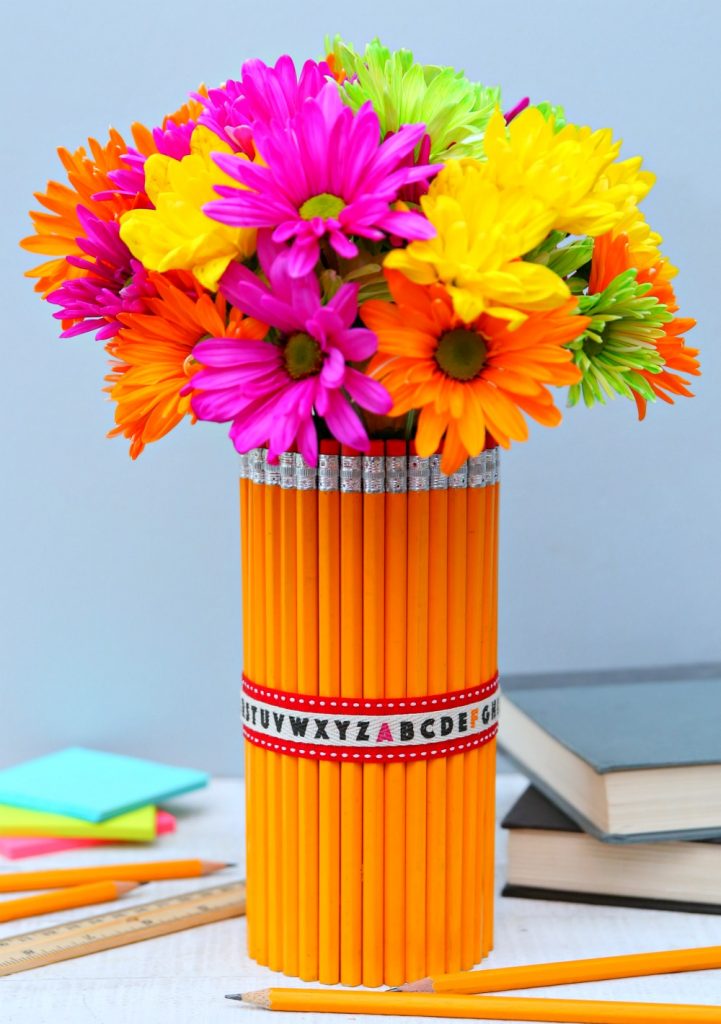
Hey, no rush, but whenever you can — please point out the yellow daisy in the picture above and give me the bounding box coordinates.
[480,107,655,237]
[384,159,569,323]
[119,126,256,291]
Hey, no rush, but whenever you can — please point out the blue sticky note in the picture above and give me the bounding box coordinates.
[0,748,209,822]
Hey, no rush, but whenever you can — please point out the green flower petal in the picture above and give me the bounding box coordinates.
[326,36,501,161]
[568,260,670,408]
[534,101,567,131]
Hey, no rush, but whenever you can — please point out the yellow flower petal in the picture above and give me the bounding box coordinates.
[479,106,652,238]
[120,126,256,291]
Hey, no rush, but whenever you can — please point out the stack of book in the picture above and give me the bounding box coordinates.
[0,747,208,860]
[499,677,721,914]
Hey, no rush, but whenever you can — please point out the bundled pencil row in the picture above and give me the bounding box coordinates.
[239,442,499,987]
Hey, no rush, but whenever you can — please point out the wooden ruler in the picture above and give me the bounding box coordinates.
[0,879,246,976]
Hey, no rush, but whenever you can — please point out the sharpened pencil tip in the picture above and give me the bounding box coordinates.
[201,860,237,874]
[225,994,243,1001]
[398,977,434,992]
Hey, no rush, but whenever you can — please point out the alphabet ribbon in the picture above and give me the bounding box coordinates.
[241,675,499,762]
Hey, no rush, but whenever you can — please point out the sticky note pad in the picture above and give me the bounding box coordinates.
[0,802,157,841]
[0,748,209,822]
[0,809,176,859]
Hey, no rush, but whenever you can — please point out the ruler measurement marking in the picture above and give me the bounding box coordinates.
[0,881,246,976]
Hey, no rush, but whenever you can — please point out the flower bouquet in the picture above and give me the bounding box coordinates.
[24,37,699,986]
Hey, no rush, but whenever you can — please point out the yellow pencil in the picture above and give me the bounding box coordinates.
[279,451,299,977]
[0,880,141,923]
[481,447,499,957]
[318,441,341,985]
[466,452,488,965]
[405,446,430,982]
[445,460,468,974]
[240,452,254,959]
[249,448,268,966]
[231,987,721,1022]
[264,457,283,972]
[296,452,320,982]
[426,453,448,976]
[0,860,230,890]
[404,943,721,994]
[340,447,363,987]
[240,452,251,680]
[383,440,408,987]
[362,442,386,988]
[471,452,493,962]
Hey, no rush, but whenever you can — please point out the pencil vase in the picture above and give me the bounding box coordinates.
[239,443,500,987]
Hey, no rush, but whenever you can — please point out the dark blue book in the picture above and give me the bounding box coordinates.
[502,786,721,915]
[500,679,721,842]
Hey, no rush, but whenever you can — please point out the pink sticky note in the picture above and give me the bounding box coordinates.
[0,809,176,860]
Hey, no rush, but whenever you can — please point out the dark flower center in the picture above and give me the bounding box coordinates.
[435,328,488,381]
[299,192,346,220]
[284,332,323,380]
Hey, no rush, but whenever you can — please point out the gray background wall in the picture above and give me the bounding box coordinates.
[1,0,719,773]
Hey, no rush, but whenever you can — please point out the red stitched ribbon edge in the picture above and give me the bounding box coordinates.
[242,673,499,715]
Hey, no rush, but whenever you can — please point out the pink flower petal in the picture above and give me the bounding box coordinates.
[320,346,346,388]
[324,389,370,452]
[344,368,393,414]
[286,236,320,277]
[326,282,360,329]
[377,209,437,240]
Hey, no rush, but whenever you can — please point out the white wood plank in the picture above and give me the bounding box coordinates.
[2,775,721,1024]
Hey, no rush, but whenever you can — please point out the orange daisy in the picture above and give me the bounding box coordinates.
[21,95,205,298]
[590,233,699,419]
[631,315,700,419]
[105,271,267,458]
[21,129,140,297]
[362,271,588,473]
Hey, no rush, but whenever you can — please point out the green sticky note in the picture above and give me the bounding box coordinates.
[0,803,157,841]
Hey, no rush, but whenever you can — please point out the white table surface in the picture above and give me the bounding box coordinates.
[2,773,721,1023]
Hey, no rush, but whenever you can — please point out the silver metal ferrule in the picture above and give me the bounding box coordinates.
[429,454,449,490]
[468,454,486,489]
[264,458,281,487]
[408,454,430,492]
[448,461,468,489]
[340,455,362,494]
[362,455,385,494]
[279,451,296,490]
[489,448,500,485]
[318,453,340,492]
[480,449,495,487]
[238,453,249,481]
[249,448,265,485]
[385,454,407,494]
[295,452,317,491]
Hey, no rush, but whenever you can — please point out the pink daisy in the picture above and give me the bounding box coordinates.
[195,55,331,157]
[187,234,392,464]
[204,83,441,278]
[47,207,155,339]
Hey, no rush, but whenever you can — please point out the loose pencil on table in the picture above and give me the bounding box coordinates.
[224,987,721,1023]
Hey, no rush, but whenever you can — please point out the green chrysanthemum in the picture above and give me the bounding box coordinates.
[567,268,672,408]
[326,36,501,161]
[525,231,594,284]
[535,101,567,131]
